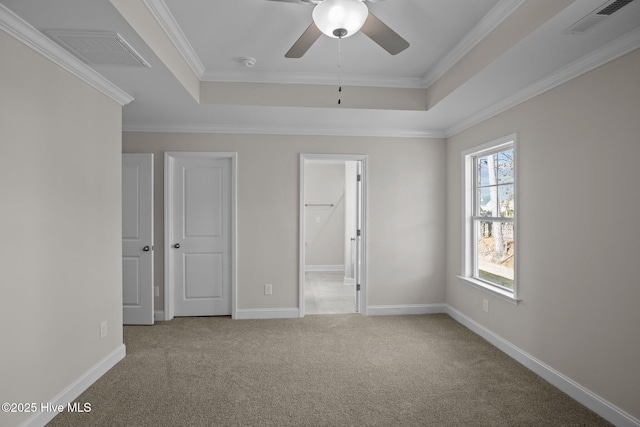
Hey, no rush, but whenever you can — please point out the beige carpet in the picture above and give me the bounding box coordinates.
[48,314,610,426]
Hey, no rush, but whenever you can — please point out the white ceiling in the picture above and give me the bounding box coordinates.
[163,0,500,84]
[2,0,640,138]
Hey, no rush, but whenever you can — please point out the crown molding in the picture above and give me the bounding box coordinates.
[445,26,640,137]
[201,69,425,89]
[421,0,527,88]
[0,3,133,106]
[122,123,445,139]
[143,0,205,79]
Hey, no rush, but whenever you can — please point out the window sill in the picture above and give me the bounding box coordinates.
[457,276,520,305]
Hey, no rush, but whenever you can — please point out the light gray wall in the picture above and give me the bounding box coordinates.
[446,48,640,419]
[123,133,447,310]
[0,32,123,427]
[304,163,345,267]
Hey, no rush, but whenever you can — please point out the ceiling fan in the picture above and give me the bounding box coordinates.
[266,0,410,58]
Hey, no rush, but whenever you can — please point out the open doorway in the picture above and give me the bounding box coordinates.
[299,154,366,317]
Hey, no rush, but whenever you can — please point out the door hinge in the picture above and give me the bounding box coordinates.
[356,284,361,291]
[357,229,361,237]
[357,174,361,182]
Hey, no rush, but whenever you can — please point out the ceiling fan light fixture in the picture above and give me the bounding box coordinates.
[312,0,368,39]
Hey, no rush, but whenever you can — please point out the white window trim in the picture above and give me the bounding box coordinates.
[459,134,520,304]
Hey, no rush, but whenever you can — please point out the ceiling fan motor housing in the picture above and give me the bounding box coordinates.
[333,28,348,37]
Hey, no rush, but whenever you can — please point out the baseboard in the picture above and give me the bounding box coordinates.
[367,304,447,316]
[24,344,126,427]
[305,265,344,272]
[154,311,165,322]
[446,306,640,427]
[235,308,300,320]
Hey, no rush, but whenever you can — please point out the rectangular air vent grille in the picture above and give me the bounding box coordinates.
[45,30,150,68]
[564,0,637,34]
[597,0,635,15]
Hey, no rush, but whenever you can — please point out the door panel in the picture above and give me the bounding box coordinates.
[184,253,223,298]
[122,258,141,305]
[122,154,154,325]
[169,154,231,317]
[185,167,223,237]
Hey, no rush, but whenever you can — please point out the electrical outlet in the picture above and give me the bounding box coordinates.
[154,286,160,297]
[100,321,108,339]
[265,284,273,295]
[483,299,489,313]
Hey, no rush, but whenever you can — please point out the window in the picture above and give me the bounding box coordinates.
[461,135,518,302]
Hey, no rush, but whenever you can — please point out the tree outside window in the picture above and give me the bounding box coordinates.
[474,146,515,290]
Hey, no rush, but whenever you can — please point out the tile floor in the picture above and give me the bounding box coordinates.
[305,271,356,315]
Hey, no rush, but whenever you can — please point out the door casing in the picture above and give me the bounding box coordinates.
[299,153,368,317]
[164,152,237,320]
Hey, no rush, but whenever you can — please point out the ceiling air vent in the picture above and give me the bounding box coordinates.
[597,0,636,15]
[563,0,637,34]
[44,30,150,68]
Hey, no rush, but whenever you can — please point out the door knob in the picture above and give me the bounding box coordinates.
[143,245,150,252]
[174,243,181,249]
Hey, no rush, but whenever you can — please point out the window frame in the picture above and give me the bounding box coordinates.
[459,134,519,304]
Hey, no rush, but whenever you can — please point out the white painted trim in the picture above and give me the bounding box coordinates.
[202,69,425,89]
[457,276,520,305]
[300,154,368,317]
[163,154,174,321]
[143,0,205,79]
[367,304,447,316]
[235,308,300,320]
[343,277,355,285]
[164,152,238,321]
[122,123,445,139]
[446,306,640,427]
[22,344,125,427]
[299,156,306,318]
[304,265,345,272]
[153,311,165,322]
[446,26,640,137]
[0,4,133,106]
[421,0,526,88]
[230,153,238,320]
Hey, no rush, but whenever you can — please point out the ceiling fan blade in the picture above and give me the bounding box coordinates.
[264,0,317,3]
[360,12,410,55]
[285,22,322,58]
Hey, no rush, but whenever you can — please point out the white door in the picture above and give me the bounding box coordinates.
[167,153,231,317]
[122,153,154,325]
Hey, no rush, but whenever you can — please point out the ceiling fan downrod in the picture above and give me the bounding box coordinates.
[337,36,343,105]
